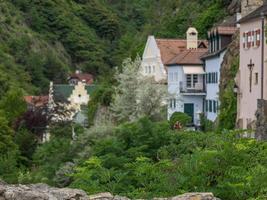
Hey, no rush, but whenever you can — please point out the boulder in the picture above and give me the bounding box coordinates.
[0,182,220,200]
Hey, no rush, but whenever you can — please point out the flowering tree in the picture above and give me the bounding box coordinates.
[111,57,167,122]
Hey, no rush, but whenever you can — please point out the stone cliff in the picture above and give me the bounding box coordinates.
[0,182,221,200]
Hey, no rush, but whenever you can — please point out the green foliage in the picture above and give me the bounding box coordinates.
[169,112,192,128]
[0,116,20,183]
[69,119,267,200]
[200,113,214,132]
[87,84,114,127]
[0,88,26,124]
[14,128,37,167]
[218,58,239,130]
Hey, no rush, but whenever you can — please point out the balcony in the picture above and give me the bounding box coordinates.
[179,81,206,95]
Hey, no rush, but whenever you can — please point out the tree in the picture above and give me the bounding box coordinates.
[111,57,166,122]
[0,88,26,124]
[0,116,20,183]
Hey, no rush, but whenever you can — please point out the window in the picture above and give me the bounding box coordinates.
[174,72,178,81]
[186,74,198,88]
[169,72,173,82]
[153,66,156,73]
[255,72,258,85]
[256,29,261,47]
[209,100,212,112]
[149,66,151,74]
[206,100,208,112]
[169,99,176,109]
[186,74,191,87]
[213,101,216,113]
[145,66,148,73]
[193,74,198,86]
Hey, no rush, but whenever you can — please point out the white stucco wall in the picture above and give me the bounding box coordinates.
[141,36,167,82]
[68,82,90,106]
[238,18,267,129]
[167,65,205,126]
[204,50,225,122]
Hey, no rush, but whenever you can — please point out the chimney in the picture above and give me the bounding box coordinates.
[186,27,198,49]
[241,0,264,17]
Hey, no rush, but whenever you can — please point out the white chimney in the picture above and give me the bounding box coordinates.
[186,27,198,49]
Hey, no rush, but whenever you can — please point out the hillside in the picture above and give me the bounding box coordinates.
[0,0,235,94]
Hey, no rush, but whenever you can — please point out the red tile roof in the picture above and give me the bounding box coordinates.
[24,96,49,107]
[69,73,94,84]
[156,39,208,65]
[166,49,208,65]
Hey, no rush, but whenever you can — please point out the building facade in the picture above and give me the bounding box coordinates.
[202,16,238,122]
[236,1,267,129]
[166,28,208,127]
[141,29,207,83]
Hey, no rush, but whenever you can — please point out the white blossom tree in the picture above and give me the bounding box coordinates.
[111,57,167,122]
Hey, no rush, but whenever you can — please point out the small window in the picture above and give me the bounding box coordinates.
[206,100,208,112]
[169,99,176,109]
[174,72,178,81]
[209,100,212,112]
[153,66,155,73]
[145,66,148,73]
[186,74,192,87]
[169,72,173,82]
[255,72,258,85]
[193,74,198,86]
[78,94,81,98]
[149,66,151,74]
[213,101,216,113]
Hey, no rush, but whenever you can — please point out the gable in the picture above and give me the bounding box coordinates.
[142,36,161,59]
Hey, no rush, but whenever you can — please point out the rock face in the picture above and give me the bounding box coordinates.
[0,183,88,200]
[0,182,220,200]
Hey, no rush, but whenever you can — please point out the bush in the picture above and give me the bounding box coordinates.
[169,112,191,128]
[200,113,214,132]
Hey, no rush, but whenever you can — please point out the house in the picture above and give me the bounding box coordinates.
[236,0,267,130]
[50,81,96,127]
[68,70,94,85]
[166,28,208,127]
[141,30,207,83]
[201,15,239,122]
[24,96,49,111]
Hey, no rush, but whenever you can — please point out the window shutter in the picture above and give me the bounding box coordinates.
[251,31,255,47]
[247,31,251,48]
[256,29,261,47]
[243,32,246,48]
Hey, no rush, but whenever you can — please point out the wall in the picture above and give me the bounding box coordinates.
[205,51,226,121]
[238,18,265,129]
[167,65,204,125]
[141,36,167,82]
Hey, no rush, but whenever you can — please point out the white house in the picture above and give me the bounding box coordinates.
[141,29,207,83]
[166,28,208,127]
[202,15,238,122]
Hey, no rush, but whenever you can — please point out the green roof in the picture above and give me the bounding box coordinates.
[53,84,75,102]
[53,84,97,102]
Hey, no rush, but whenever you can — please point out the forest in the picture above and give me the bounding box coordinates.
[1,0,267,200]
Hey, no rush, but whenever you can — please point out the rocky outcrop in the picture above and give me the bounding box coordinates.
[0,183,88,200]
[0,182,220,200]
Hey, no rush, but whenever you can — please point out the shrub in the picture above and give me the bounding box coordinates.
[169,112,191,128]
